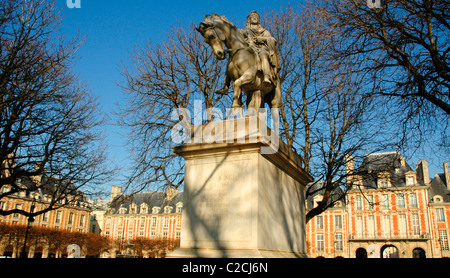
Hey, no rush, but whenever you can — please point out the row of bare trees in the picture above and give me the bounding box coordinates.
[0,222,178,258]
[119,0,449,222]
[0,222,109,257]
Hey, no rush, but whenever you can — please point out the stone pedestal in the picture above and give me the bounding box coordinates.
[168,116,312,258]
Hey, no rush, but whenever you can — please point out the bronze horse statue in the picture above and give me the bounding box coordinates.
[196,14,281,115]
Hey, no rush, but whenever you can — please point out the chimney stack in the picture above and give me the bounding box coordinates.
[111,185,123,201]
[416,160,430,185]
[345,154,355,184]
[444,161,450,190]
[400,155,406,167]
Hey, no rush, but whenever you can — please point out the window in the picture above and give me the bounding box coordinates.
[335,233,343,252]
[407,176,415,186]
[152,207,160,214]
[381,194,389,209]
[55,211,62,224]
[176,203,183,213]
[105,217,111,227]
[356,216,364,237]
[316,216,323,229]
[140,217,146,228]
[397,194,405,208]
[382,215,391,237]
[164,206,172,214]
[13,204,22,218]
[436,208,445,222]
[164,217,169,228]
[412,214,420,235]
[130,206,136,214]
[368,215,376,237]
[68,212,74,225]
[335,215,342,229]
[356,195,363,210]
[117,231,123,240]
[439,230,449,251]
[140,204,148,214]
[316,233,324,252]
[399,214,407,237]
[410,193,418,208]
[152,216,157,226]
[379,178,389,188]
[79,215,85,227]
[367,195,374,210]
[42,212,48,222]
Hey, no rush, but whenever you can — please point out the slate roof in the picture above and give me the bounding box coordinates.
[356,152,416,189]
[305,181,346,210]
[429,173,450,203]
[109,190,184,214]
[11,174,89,205]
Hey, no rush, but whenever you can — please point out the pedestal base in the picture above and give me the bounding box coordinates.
[168,248,307,258]
[168,117,312,258]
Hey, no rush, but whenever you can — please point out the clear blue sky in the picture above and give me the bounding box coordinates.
[55,0,444,192]
[56,0,296,192]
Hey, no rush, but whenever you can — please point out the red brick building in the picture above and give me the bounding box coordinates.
[101,186,183,257]
[306,152,450,258]
[0,176,91,257]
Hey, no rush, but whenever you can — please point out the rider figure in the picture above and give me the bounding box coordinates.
[242,11,280,86]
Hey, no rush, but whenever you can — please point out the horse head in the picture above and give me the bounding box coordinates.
[196,14,232,60]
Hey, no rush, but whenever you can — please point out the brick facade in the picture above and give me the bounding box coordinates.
[306,153,450,258]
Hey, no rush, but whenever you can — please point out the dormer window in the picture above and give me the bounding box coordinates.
[378,178,388,188]
[164,206,172,214]
[176,202,183,213]
[129,203,137,214]
[119,207,127,214]
[378,172,391,188]
[313,194,323,209]
[140,203,148,214]
[152,206,160,214]
[433,195,443,203]
[405,171,416,186]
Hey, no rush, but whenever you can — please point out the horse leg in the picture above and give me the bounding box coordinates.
[247,90,262,116]
[231,68,256,109]
[216,72,231,95]
[270,79,282,108]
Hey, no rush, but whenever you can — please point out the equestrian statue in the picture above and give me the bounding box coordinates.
[196,12,282,115]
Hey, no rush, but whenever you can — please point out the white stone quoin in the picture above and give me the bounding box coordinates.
[168,116,312,258]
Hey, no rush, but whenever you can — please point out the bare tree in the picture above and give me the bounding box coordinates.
[263,4,390,222]
[319,0,450,154]
[0,0,111,218]
[119,23,228,193]
[323,0,449,113]
[263,4,336,173]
